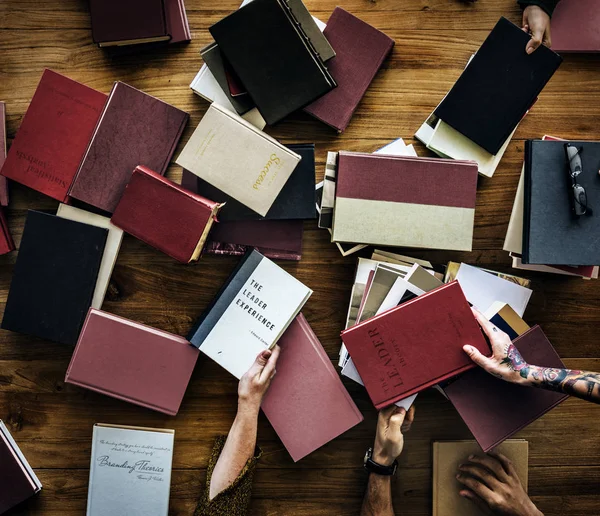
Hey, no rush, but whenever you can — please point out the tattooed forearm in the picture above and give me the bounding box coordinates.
[526,366,600,404]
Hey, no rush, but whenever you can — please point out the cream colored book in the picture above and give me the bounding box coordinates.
[504,165,526,254]
[56,204,123,310]
[433,440,528,516]
[176,103,301,217]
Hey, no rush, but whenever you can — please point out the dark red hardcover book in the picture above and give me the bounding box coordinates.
[0,102,9,206]
[341,281,491,409]
[164,0,191,43]
[443,325,568,452]
[262,313,363,461]
[304,8,394,132]
[111,166,221,263]
[551,0,600,53]
[69,82,188,213]
[0,70,107,202]
[0,208,15,255]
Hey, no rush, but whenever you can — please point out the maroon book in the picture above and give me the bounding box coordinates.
[164,0,191,43]
[69,82,188,213]
[0,208,15,256]
[443,325,568,452]
[111,166,222,263]
[0,70,107,202]
[551,0,600,53]
[262,313,363,461]
[65,309,199,416]
[304,8,394,132]
[341,281,491,409]
[0,101,9,206]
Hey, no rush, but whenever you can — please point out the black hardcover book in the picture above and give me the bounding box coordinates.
[434,17,562,155]
[201,42,255,116]
[209,0,336,125]
[1,211,107,345]
[523,139,600,266]
[186,143,316,221]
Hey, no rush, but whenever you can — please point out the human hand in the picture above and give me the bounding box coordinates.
[457,452,543,516]
[463,308,531,386]
[372,405,415,466]
[238,346,280,414]
[522,6,552,54]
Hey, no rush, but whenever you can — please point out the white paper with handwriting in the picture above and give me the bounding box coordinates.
[87,425,174,516]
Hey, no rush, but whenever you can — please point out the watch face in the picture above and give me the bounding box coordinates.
[364,448,372,466]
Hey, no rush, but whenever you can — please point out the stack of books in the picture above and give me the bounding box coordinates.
[504,136,600,279]
[415,17,562,178]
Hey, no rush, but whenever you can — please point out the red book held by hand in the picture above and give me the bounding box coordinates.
[341,281,491,409]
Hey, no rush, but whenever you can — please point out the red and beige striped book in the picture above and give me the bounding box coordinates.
[331,151,478,251]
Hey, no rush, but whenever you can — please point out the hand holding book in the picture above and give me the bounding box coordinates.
[238,347,280,414]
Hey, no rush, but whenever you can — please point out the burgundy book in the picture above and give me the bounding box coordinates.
[262,313,363,461]
[70,82,188,213]
[0,421,42,514]
[65,309,199,415]
[341,281,491,409]
[304,8,394,132]
[164,0,191,43]
[551,0,600,53]
[443,325,568,452]
[0,207,15,255]
[0,101,9,206]
[111,166,222,263]
[0,70,107,202]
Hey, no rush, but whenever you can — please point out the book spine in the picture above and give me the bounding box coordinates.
[522,140,533,263]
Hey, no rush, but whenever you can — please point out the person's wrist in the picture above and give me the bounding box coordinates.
[237,396,261,417]
[372,445,397,467]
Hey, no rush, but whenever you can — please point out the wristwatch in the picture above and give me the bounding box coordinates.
[363,447,398,476]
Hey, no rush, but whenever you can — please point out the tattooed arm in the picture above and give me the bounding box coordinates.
[463,308,600,405]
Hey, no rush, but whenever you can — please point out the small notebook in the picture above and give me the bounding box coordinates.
[262,313,363,461]
[209,0,336,124]
[87,424,174,516]
[111,166,222,263]
[70,81,188,213]
[0,101,9,206]
[433,440,528,516]
[434,17,562,155]
[188,249,312,378]
[1,211,107,345]
[304,7,394,132]
[0,420,42,514]
[175,103,301,217]
[56,204,123,310]
[0,69,107,202]
[66,309,199,415]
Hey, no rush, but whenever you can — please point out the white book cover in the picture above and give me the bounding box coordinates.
[454,263,532,317]
[57,204,123,310]
[191,250,312,379]
[176,103,301,217]
[87,424,174,516]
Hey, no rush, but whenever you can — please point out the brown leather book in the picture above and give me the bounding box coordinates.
[69,82,188,213]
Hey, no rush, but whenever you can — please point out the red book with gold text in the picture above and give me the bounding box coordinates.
[341,281,491,409]
[0,70,107,202]
[111,166,222,263]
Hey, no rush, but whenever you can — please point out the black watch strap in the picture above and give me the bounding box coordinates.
[363,448,398,476]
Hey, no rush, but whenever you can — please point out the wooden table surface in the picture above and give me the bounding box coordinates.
[1,0,600,514]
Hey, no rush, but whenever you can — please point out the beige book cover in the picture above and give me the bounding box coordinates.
[503,165,526,254]
[175,103,301,217]
[405,264,443,292]
[56,204,123,310]
[433,440,529,516]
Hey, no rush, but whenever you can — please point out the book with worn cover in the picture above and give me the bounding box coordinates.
[70,81,188,213]
[1,211,107,345]
[434,17,562,155]
[332,151,478,251]
[341,281,491,409]
[190,143,315,221]
[188,249,312,378]
[443,326,568,452]
[66,309,199,415]
[433,440,528,516]
[56,204,123,309]
[0,101,9,206]
[87,424,174,516]
[304,8,394,132]
[0,70,107,202]
[176,103,300,217]
[551,0,600,53]
[111,166,222,263]
[209,0,336,125]
[262,313,363,461]
[0,420,42,514]
[523,139,600,266]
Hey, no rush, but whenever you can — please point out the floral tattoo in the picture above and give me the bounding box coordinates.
[500,343,530,379]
